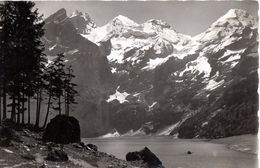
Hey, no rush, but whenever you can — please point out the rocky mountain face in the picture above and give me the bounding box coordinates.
[43,8,258,138]
[69,10,97,34]
[43,8,114,137]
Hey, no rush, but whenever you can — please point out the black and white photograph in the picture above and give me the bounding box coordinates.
[0,0,258,168]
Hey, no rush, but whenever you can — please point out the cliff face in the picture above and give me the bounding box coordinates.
[43,8,258,138]
[43,8,114,137]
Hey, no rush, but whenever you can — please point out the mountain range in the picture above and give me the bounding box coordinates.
[43,8,258,138]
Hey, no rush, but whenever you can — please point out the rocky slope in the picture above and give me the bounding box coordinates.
[0,126,150,168]
[43,8,258,138]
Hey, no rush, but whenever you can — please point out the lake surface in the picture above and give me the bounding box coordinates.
[84,136,258,168]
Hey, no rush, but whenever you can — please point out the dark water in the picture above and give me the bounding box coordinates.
[84,136,258,168]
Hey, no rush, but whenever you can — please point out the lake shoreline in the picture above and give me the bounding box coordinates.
[0,127,257,168]
[85,134,258,168]
[209,134,258,155]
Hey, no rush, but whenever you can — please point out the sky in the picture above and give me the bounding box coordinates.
[35,1,258,36]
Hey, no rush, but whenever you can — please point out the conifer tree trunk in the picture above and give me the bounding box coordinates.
[17,93,20,125]
[67,92,70,116]
[38,89,42,115]
[0,88,2,123]
[21,78,25,124]
[43,90,52,128]
[35,91,40,127]
[22,91,25,124]
[67,99,70,116]
[64,92,67,115]
[27,96,30,124]
[35,89,42,127]
[58,95,61,115]
[3,79,6,120]
[36,90,39,116]
[11,96,16,122]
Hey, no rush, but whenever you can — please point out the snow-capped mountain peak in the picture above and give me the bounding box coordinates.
[193,8,258,43]
[112,15,139,27]
[144,19,172,29]
[82,12,195,70]
[212,8,257,28]
[70,10,94,22]
[69,10,96,34]
[81,15,140,43]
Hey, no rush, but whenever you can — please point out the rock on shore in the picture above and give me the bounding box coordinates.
[126,147,164,168]
[43,115,81,144]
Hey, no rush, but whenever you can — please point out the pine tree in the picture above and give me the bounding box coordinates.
[42,61,56,128]
[0,3,8,121]
[42,54,78,128]
[43,53,66,125]
[64,66,78,116]
[52,54,66,115]
[0,1,46,125]
[0,21,3,123]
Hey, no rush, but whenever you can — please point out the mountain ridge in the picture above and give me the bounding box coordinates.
[43,8,258,138]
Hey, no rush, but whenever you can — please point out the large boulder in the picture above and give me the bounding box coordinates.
[43,115,80,144]
[126,147,164,168]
